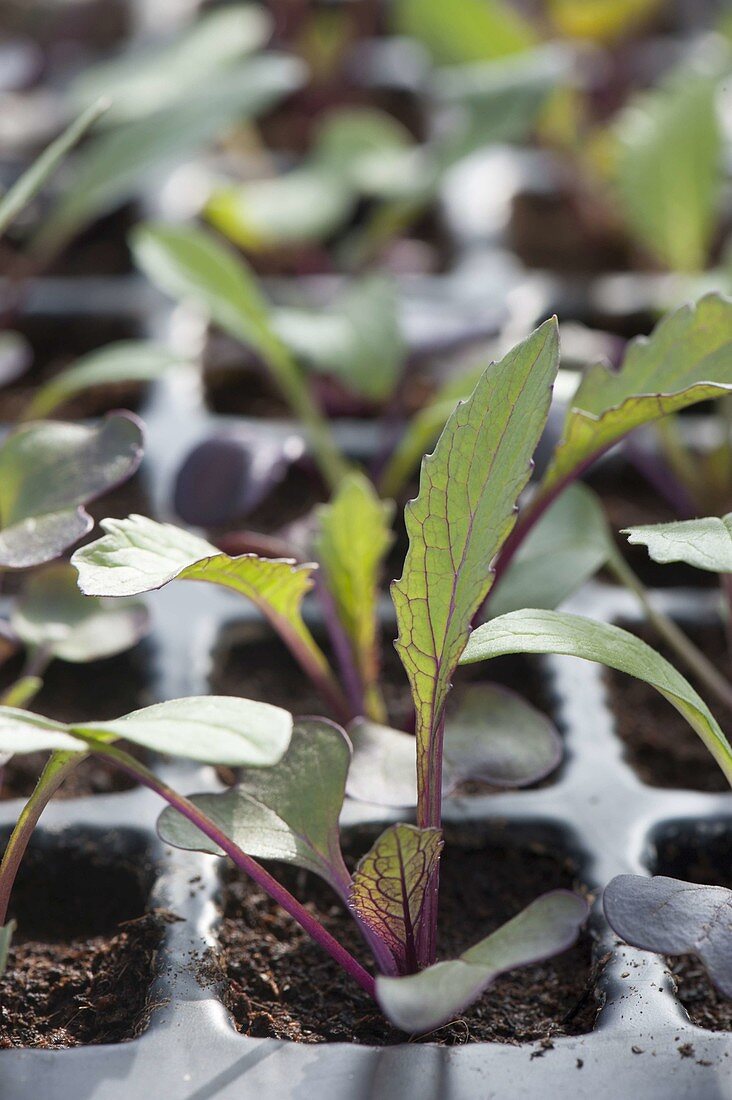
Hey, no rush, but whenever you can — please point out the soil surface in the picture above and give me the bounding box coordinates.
[605,623,731,792]
[0,642,154,800]
[0,830,167,1048]
[210,825,598,1045]
[652,825,732,1031]
[0,310,145,422]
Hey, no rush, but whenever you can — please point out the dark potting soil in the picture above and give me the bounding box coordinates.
[587,465,716,589]
[210,826,598,1045]
[209,619,556,735]
[0,829,167,1048]
[605,622,730,792]
[0,642,155,800]
[0,309,146,422]
[652,824,732,1031]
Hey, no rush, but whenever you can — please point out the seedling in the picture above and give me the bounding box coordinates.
[602,513,732,998]
[70,299,732,1031]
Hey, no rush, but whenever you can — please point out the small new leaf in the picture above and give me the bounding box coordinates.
[604,875,732,998]
[539,294,732,497]
[377,890,588,1032]
[461,609,732,785]
[624,514,732,574]
[314,474,394,720]
[157,718,350,892]
[350,824,443,974]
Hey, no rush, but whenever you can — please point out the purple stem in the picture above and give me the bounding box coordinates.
[415,710,444,967]
[312,574,364,719]
[95,745,376,999]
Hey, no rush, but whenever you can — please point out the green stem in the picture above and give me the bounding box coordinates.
[608,549,732,713]
[0,750,86,925]
[258,329,351,492]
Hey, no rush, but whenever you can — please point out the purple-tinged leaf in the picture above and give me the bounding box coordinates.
[350,823,443,974]
[0,413,144,569]
[347,683,561,808]
[539,294,732,499]
[12,563,149,663]
[443,684,561,790]
[391,319,559,825]
[174,428,305,527]
[157,718,351,894]
[72,515,345,719]
[347,718,417,807]
[604,875,732,998]
[376,890,588,1033]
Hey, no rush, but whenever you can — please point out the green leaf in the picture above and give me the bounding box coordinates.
[157,718,350,890]
[391,0,536,64]
[0,920,16,977]
[23,342,184,420]
[0,99,109,239]
[434,47,564,164]
[131,222,270,350]
[0,414,143,570]
[70,5,272,124]
[76,695,291,767]
[350,823,443,974]
[273,276,406,401]
[377,890,588,1032]
[72,515,332,688]
[613,63,723,273]
[443,684,561,790]
[540,294,732,497]
[34,56,304,256]
[624,514,732,574]
[11,563,148,663]
[461,608,732,785]
[488,484,612,617]
[207,169,354,249]
[0,708,88,754]
[346,685,561,807]
[132,222,349,489]
[0,696,291,766]
[391,320,559,799]
[314,474,394,720]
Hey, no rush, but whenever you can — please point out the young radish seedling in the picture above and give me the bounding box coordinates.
[0,410,146,964]
[72,307,732,1031]
[598,514,732,1000]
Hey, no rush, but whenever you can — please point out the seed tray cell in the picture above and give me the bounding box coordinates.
[0,580,730,1097]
